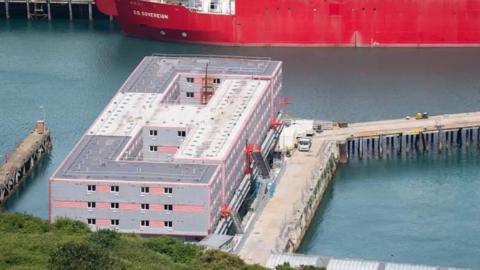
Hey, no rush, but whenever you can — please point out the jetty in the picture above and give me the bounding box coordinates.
[0,121,52,205]
[1,0,104,21]
[238,111,480,267]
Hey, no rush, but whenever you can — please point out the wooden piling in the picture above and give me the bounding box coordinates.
[68,0,73,21]
[47,0,51,20]
[5,0,10,20]
[88,0,93,21]
[26,0,31,20]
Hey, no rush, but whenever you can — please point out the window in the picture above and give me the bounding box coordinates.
[87,202,96,209]
[87,185,96,191]
[111,202,119,209]
[164,187,173,194]
[141,203,150,210]
[213,78,221,84]
[149,145,158,152]
[141,220,150,227]
[177,131,186,137]
[87,218,96,225]
[110,185,119,192]
[210,2,216,9]
[186,77,194,83]
[164,204,173,211]
[111,219,119,226]
[164,221,173,228]
[186,92,194,98]
[149,130,158,136]
[141,186,150,193]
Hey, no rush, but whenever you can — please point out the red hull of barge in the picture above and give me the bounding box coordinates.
[98,0,480,46]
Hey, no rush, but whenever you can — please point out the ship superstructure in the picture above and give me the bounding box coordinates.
[49,55,282,237]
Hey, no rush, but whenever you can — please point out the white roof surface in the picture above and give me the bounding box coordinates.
[177,79,269,160]
[89,78,269,160]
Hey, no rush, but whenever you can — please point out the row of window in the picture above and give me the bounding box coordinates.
[87,185,173,194]
[148,130,186,137]
[87,202,174,211]
[87,219,173,228]
[186,77,221,84]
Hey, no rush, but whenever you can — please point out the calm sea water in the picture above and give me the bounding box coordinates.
[298,150,480,268]
[1,18,480,268]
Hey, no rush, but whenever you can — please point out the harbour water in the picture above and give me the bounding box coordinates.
[1,18,480,268]
[298,150,480,268]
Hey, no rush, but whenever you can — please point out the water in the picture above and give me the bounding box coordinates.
[1,18,480,268]
[299,150,480,268]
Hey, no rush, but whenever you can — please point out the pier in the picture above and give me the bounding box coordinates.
[238,111,480,267]
[1,0,103,21]
[0,121,52,205]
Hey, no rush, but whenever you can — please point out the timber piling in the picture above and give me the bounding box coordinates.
[0,121,52,205]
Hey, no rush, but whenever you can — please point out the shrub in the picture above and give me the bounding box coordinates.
[198,249,248,270]
[87,229,120,249]
[0,212,50,234]
[144,237,201,264]
[48,241,124,270]
[52,218,90,234]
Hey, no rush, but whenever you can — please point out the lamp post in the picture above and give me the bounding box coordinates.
[40,106,46,122]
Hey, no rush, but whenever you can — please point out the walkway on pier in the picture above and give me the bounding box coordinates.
[324,111,480,140]
[239,136,333,265]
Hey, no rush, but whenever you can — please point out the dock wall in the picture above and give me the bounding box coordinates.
[274,141,337,253]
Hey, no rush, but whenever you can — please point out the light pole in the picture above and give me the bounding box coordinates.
[40,105,46,122]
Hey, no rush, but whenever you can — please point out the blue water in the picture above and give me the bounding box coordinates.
[1,18,480,268]
[299,151,480,268]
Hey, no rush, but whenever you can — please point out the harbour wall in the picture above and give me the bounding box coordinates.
[275,141,337,253]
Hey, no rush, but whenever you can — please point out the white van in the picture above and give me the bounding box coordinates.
[297,137,312,152]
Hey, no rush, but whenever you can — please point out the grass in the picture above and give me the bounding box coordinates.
[0,212,323,270]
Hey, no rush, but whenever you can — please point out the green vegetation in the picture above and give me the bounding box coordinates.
[0,212,324,270]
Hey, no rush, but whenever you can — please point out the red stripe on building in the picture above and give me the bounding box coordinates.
[55,200,85,208]
[150,204,164,211]
[97,185,110,192]
[119,203,139,210]
[150,187,164,194]
[158,145,178,154]
[96,202,110,209]
[174,204,205,213]
[150,220,164,228]
[97,219,110,227]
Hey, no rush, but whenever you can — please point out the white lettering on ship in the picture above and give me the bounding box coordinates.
[133,10,168,19]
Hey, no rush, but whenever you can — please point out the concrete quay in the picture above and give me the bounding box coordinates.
[0,121,52,205]
[237,111,480,267]
[239,136,337,265]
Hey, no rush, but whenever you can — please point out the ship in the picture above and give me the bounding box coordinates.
[96,0,480,46]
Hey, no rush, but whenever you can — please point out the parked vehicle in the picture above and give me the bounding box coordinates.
[297,137,312,152]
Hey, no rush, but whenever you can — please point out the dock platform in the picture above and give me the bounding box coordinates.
[0,121,52,205]
[238,111,480,267]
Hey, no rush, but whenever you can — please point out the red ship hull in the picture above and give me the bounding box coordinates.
[98,0,480,46]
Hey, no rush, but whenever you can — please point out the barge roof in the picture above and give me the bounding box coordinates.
[52,55,281,184]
